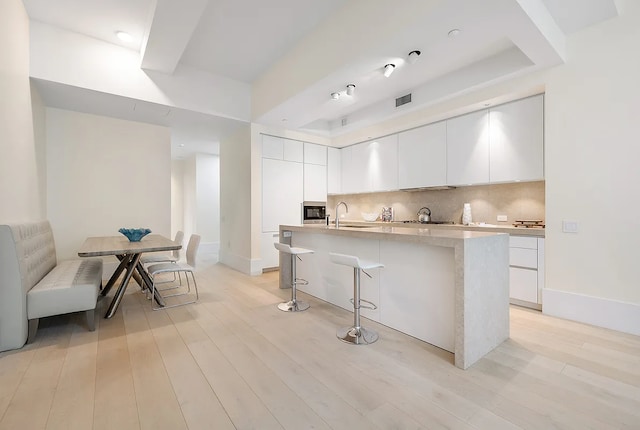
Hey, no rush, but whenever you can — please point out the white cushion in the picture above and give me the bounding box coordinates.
[27,259,102,319]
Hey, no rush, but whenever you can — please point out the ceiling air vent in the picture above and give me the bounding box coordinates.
[395,93,412,107]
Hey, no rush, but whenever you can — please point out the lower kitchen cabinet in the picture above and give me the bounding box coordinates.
[261,231,280,269]
[509,236,544,309]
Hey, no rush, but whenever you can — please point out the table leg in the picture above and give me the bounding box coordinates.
[101,254,129,297]
[104,253,140,319]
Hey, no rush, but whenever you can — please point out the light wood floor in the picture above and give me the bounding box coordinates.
[1,263,639,430]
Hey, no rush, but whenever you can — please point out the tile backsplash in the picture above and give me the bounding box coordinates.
[327,181,545,225]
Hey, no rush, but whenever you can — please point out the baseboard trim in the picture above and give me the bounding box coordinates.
[543,288,640,336]
[219,250,262,276]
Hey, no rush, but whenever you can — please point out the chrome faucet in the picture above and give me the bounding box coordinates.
[335,201,348,228]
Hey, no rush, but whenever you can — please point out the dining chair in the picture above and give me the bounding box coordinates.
[141,230,184,265]
[146,234,200,310]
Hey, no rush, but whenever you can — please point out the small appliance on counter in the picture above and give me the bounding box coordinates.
[381,206,394,222]
[513,219,545,228]
[462,203,472,226]
[417,207,431,223]
[301,201,326,224]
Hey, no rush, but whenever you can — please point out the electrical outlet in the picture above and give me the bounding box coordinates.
[283,231,292,238]
[497,215,508,222]
[562,220,579,233]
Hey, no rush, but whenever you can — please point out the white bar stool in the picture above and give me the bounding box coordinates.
[329,252,383,345]
[274,243,313,312]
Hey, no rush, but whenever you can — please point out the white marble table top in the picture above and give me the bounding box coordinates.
[78,234,180,257]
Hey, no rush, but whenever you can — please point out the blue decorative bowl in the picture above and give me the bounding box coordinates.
[118,228,151,242]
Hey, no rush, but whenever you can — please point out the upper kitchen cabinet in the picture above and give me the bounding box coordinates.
[398,121,447,189]
[370,134,398,192]
[304,142,327,165]
[262,135,303,162]
[489,94,544,183]
[327,147,341,194]
[303,142,327,201]
[446,110,490,186]
[341,135,398,194]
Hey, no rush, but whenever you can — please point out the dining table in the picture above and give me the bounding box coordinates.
[78,234,181,318]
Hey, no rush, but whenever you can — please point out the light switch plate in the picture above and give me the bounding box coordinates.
[497,215,508,222]
[563,220,579,233]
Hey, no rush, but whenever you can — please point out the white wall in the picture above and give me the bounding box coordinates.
[541,0,640,332]
[196,154,220,244]
[171,159,185,239]
[46,108,171,261]
[182,156,197,242]
[0,0,46,222]
[220,125,253,273]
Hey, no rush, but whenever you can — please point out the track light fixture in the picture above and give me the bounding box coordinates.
[383,63,396,77]
[346,84,356,96]
[331,92,340,100]
[407,50,421,64]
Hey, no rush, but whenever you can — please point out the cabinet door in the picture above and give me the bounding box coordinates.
[262,158,303,232]
[261,231,280,269]
[446,110,490,185]
[370,135,398,192]
[304,142,327,165]
[398,122,446,189]
[510,267,538,303]
[262,135,283,160]
[304,163,327,202]
[490,94,544,183]
[327,147,341,194]
[537,238,545,302]
[341,144,370,193]
[283,139,303,162]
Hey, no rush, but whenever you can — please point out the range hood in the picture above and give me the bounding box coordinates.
[401,186,457,192]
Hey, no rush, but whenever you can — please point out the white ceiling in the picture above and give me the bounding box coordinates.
[22,0,618,158]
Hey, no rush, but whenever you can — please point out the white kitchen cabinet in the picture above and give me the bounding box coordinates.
[304,142,327,165]
[490,94,544,183]
[262,158,303,232]
[341,144,370,193]
[304,163,327,201]
[509,235,544,308]
[262,135,284,160]
[398,121,447,189]
[262,135,303,162]
[327,147,341,194]
[446,109,490,186]
[340,135,398,194]
[283,139,303,162]
[370,134,398,192]
[261,231,280,269]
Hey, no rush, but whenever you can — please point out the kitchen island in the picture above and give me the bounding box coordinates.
[279,224,509,369]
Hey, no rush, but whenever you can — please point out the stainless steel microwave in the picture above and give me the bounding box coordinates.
[302,201,326,224]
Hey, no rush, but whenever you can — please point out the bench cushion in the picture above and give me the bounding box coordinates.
[27,258,102,320]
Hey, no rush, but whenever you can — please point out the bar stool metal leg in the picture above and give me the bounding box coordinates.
[337,267,379,345]
[278,253,310,312]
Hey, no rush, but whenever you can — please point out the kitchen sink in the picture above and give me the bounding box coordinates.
[340,225,376,229]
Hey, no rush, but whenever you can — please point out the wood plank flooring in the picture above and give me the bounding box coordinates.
[1,263,639,429]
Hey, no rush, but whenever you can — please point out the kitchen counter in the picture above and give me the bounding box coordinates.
[279,224,510,369]
[328,220,545,237]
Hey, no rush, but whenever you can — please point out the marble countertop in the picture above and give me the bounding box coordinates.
[281,224,508,248]
[321,220,545,237]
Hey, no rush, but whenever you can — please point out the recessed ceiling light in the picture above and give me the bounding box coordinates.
[331,92,340,100]
[179,144,185,147]
[407,50,421,64]
[448,28,461,38]
[116,31,133,43]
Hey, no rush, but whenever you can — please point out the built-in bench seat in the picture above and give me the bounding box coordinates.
[0,221,103,352]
